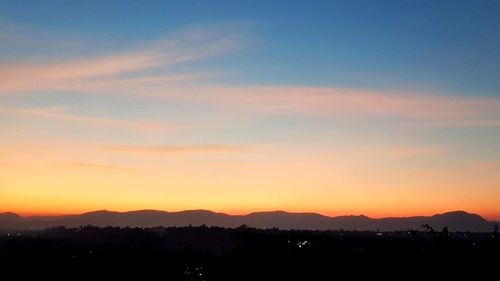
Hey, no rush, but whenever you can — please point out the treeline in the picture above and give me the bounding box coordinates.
[0,225,499,280]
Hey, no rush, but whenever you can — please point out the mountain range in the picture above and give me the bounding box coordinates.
[0,210,498,232]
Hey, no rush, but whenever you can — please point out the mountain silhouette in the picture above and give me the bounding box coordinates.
[0,210,497,232]
[0,212,21,222]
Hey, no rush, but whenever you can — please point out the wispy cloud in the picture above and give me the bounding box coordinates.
[470,162,500,171]
[163,86,500,126]
[381,146,447,158]
[0,26,238,94]
[67,162,142,173]
[201,86,500,119]
[323,145,448,160]
[405,119,500,128]
[2,25,499,129]
[102,144,245,154]
[0,107,171,131]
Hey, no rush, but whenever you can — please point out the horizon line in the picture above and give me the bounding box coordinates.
[2,208,498,222]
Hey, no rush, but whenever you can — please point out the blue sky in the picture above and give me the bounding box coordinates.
[2,0,500,95]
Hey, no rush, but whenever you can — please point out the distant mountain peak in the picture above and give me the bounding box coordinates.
[79,210,121,218]
[247,210,326,217]
[174,209,228,216]
[82,210,113,215]
[434,210,486,221]
[248,210,290,215]
[338,214,370,218]
[179,209,217,213]
[125,209,168,215]
[0,212,21,219]
[440,210,473,215]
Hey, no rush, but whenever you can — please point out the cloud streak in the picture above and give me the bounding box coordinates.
[102,144,245,154]
[160,86,500,126]
[0,27,237,94]
[202,86,500,119]
[0,107,171,131]
[379,146,447,158]
[67,162,142,173]
[1,25,499,129]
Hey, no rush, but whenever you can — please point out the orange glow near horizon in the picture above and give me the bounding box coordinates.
[1,138,500,221]
[2,127,500,222]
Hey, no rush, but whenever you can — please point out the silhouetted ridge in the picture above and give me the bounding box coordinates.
[80,210,119,216]
[433,211,486,222]
[0,212,21,221]
[0,209,497,232]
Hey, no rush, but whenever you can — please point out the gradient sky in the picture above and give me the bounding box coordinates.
[1,0,500,219]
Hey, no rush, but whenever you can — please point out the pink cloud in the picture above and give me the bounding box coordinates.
[381,146,447,157]
[67,162,142,173]
[470,162,500,171]
[0,107,172,131]
[102,144,245,154]
[1,26,499,127]
[0,28,236,94]
[157,86,500,122]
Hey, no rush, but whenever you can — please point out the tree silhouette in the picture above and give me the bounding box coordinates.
[441,226,449,237]
[421,224,436,235]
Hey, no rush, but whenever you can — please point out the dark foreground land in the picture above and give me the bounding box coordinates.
[1,226,499,280]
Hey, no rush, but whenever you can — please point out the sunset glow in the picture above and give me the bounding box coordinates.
[1,1,500,220]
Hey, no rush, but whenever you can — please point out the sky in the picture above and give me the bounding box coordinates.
[1,0,500,219]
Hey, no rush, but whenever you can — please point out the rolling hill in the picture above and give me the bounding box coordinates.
[0,209,497,232]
